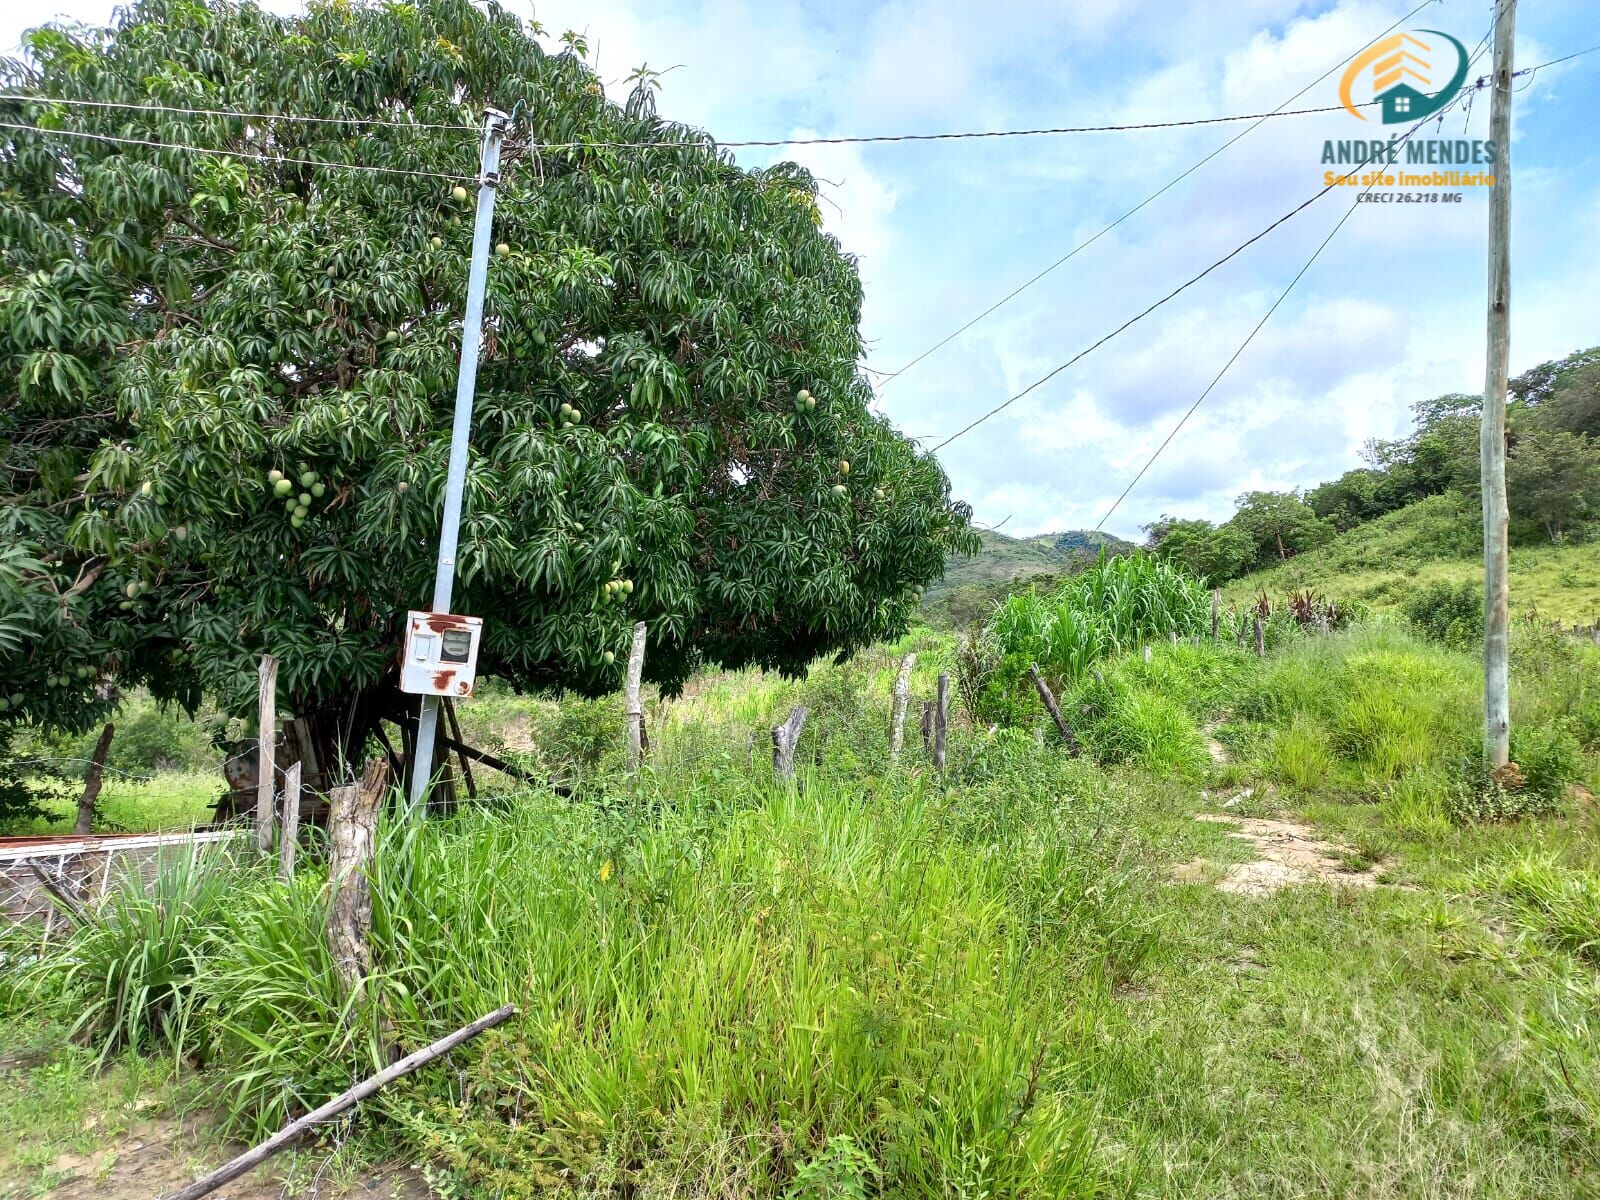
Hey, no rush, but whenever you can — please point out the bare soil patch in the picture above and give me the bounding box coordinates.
[31,1114,431,1200]
[1179,812,1377,896]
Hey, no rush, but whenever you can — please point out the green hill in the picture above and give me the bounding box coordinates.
[931,528,1134,595]
[1222,492,1600,623]
[922,528,1135,626]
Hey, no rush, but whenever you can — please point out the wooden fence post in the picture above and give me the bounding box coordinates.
[771,706,809,780]
[889,653,916,760]
[255,654,279,855]
[327,758,388,1002]
[920,701,934,754]
[278,761,301,882]
[73,722,115,836]
[1211,589,1220,640]
[625,622,648,772]
[1253,614,1265,657]
[1027,664,1080,756]
[933,674,949,773]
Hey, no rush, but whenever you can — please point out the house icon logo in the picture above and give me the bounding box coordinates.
[1338,30,1469,124]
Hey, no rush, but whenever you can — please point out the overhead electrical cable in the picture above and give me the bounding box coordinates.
[1091,93,1472,533]
[873,0,1467,390]
[924,81,1477,458]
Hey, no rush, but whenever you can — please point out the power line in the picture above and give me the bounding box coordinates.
[872,0,1442,390]
[0,120,473,182]
[925,185,1339,454]
[1092,96,1465,533]
[1092,200,1362,535]
[925,78,1479,458]
[0,92,476,132]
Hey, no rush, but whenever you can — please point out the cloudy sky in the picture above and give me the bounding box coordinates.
[6,0,1598,541]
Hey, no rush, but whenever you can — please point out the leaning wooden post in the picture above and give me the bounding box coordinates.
[933,674,949,773]
[771,706,809,781]
[889,652,916,760]
[1027,664,1080,756]
[165,1003,518,1200]
[625,621,648,772]
[255,654,279,855]
[1211,589,1220,640]
[73,722,115,836]
[1253,614,1265,657]
[327,758,388,1002]
[920,700,934,754]
[278,761,302,882]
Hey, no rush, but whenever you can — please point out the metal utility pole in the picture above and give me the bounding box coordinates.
[1480,1,1515,768]
[409,106,509,807]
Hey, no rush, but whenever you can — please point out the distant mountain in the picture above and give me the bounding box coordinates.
[1026,530,1139,558]
[927,527,1137,598]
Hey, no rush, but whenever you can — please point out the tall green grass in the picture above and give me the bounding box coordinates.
[20,760,1155,1197]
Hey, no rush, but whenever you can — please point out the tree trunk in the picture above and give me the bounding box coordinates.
[771,706,809,780]
[73,722,114,836]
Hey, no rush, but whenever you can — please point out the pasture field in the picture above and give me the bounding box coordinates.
[4,618,1599,1198]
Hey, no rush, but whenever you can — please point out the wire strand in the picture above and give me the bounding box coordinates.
[1092,200,1363,534]
[871,0,1442,391]
[1091,99,1462,532]
[926,88,1468,457]
[0,92,476,132]
[0,120,473,182]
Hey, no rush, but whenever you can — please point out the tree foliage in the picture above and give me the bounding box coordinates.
[0,0,974,765]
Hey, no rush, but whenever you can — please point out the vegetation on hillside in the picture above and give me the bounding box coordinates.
[8,616,1600,1197]
[1146,347,1600,587]
[922,527,1133,627]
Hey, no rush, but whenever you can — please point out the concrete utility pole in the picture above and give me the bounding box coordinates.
[1480,1,1515,767]
[410,107,509,807]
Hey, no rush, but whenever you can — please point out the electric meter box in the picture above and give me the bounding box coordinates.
[400,611,483,697]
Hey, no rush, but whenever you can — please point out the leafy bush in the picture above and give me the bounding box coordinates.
[1402,580,1483,648]
[1513,719,1583,805]
[21,845,242,1062]
[980,554,1211,724]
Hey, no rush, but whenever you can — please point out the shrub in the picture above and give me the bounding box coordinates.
[1268,714,1336,792]
[1513,719,1583,805]
[982,555,1211,724]
[22,844,243,1062]
[1402,580,1482,649]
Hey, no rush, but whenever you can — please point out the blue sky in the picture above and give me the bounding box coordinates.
[7,0,1599,541]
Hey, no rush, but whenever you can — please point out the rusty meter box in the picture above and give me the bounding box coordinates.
[400,611,483,697]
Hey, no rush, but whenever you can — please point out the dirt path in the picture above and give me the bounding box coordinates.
[1176,812,1378,896]
[30,1114,431,1200]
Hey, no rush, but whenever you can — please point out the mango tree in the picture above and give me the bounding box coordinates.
[0,0,973,806]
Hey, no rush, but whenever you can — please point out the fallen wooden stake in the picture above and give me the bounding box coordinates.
[1027,663,1081,756]
[165,1003,518,1200]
